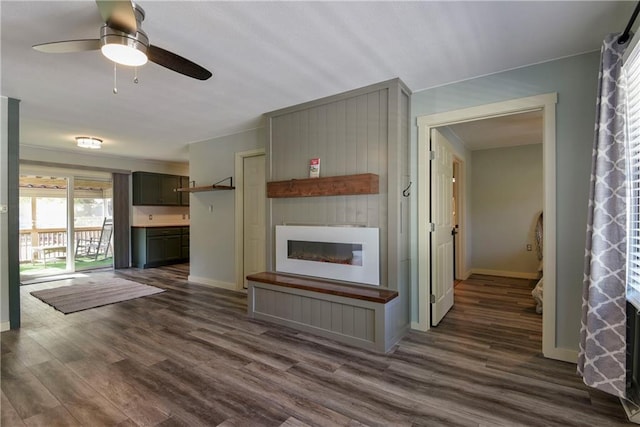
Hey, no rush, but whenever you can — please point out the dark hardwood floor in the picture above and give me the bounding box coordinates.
[1,267,632,426]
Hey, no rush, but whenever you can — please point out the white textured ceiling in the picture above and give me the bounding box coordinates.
[445,110,543,151]
[0,1,634,162]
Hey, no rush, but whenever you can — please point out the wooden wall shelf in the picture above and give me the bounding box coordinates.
[267,173,378,198]
[175,177,235,193]
[176,185,235,193]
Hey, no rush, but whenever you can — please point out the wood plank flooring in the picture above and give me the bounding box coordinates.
[1,267,632,426]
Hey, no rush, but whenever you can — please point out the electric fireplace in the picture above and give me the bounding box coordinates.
[275,225,380,285]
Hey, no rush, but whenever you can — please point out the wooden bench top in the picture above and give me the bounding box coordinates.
[246,272,398,304]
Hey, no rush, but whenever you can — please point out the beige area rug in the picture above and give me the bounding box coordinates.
[30,278,165,314]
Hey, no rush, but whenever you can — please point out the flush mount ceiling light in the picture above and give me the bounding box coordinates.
[76,137,103,149]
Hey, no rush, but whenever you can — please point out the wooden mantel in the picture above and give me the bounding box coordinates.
[267,173,379,198]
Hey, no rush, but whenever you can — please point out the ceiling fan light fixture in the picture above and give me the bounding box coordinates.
[100,25,148,66]
[76,136,102,149]
[101,43,147,66]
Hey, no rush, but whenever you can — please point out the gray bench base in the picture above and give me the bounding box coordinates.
[247,274,404,353]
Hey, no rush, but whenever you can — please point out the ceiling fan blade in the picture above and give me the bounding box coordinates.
[147,45,212,81]
[33,39,101,53]
[96,0,137,33]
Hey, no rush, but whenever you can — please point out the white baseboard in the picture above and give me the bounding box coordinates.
[410,321,429,332]
[1,321,10,332]
[543,346,578,363]
[187,275,239,291]
[470,268,540,280]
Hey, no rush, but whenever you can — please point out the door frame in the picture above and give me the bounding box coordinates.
[415,93,565,361]
[452,156,464,280]
[234,148,266,290]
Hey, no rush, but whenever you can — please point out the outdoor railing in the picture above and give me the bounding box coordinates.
[19,227,102,263]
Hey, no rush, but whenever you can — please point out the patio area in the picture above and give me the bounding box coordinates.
[19,227,113,278]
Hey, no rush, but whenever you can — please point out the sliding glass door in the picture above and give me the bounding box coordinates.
[19,169,113,281]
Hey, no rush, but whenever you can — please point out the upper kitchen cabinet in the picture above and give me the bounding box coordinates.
[180,175,190,206]
[133,171,182,206]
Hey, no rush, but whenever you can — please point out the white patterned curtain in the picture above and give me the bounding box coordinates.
[578,33,630,398]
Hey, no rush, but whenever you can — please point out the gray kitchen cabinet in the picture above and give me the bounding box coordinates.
[132,226,189,268]
[132,172,183,206]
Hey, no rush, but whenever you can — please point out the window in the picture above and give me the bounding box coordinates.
[625,37,640,295]
[34,197,67,229]
[19,197,32,230]
[74,198,110,227]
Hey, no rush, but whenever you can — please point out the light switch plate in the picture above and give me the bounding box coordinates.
[0,205,7,214]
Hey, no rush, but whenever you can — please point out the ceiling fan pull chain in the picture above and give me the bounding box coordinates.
[113,63,118,94]
[134,67,139,84]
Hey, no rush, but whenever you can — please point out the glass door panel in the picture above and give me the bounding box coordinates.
[19,175,71,280]
[73,177,114,271]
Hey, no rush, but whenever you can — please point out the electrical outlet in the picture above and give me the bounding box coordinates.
[182,214,186,220]
[526,244,532,251]
[148,214,153,220]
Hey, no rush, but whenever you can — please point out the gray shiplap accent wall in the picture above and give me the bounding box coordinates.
[265,79,411,343]
[254,287,376,342]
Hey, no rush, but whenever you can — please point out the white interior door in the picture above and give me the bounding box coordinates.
[431,129,455,326]
[243,154,266,287]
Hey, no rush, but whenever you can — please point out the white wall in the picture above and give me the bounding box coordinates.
[188,128,265,288]
[20,145,188,175]
[1,97,10,331]
[470,144,542,277]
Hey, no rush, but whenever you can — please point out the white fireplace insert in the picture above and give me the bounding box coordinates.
[275,225,380,286]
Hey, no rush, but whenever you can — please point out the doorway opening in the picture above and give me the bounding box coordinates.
[430,115,543,322]
[416,93,564,361]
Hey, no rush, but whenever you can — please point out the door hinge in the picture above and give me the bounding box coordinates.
[428,222,435,232]
[429,150,436,161]
[430,294,436,303]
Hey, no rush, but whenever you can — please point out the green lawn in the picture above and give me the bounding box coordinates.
[20,256,113,277]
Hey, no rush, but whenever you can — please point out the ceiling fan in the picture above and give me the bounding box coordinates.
[32,0,212,81]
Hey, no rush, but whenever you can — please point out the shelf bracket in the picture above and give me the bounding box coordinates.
[175,176,235,193]
[212,176,233,187]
